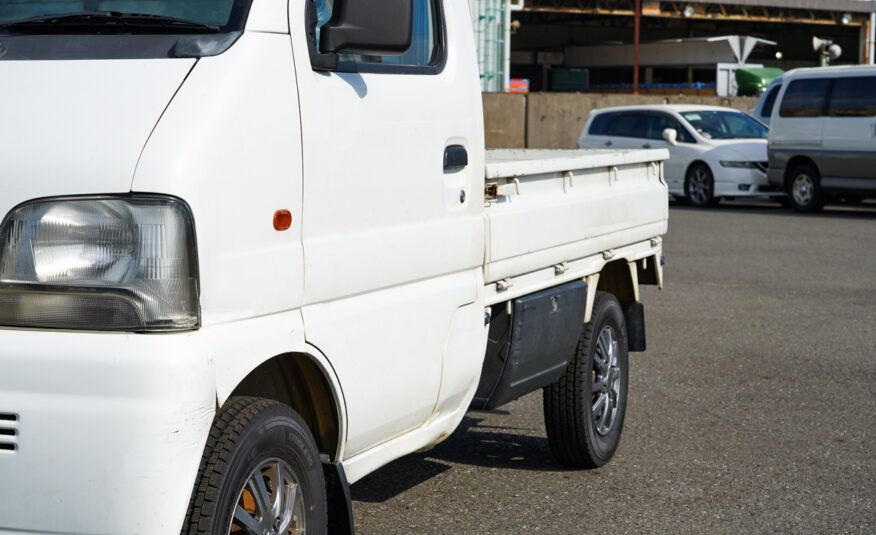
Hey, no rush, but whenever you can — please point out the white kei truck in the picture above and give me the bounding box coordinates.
[0,1,668,533]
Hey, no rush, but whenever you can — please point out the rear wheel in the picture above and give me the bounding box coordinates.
[684,163,717,207]
[544,292,629,468]
[786,163,825,213]
[184,396,327,535]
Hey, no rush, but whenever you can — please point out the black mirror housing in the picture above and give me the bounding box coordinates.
[320,0,414,56]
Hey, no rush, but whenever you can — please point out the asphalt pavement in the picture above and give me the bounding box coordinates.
[351,199,876,534]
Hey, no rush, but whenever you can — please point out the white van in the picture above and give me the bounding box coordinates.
[767,65,876,212]
[750,76,783,127]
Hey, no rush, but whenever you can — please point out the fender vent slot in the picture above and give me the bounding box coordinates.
[0,413,18,453]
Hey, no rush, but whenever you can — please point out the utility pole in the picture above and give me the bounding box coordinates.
[633,0,641,94]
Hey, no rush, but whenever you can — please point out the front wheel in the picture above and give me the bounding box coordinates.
[684,163,718,207]
[544,292,629,468]
[786,163,825,213]
[183,396,327,535]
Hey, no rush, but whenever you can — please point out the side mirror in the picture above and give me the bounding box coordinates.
[662,128,678,146]
[320,0,413,56]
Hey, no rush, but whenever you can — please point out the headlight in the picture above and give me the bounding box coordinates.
[0,195,199,332]
[719,161,758,168]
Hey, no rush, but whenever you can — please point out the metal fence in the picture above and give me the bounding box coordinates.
[471,0,505,91]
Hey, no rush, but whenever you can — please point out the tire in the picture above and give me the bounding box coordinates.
[786,163,825,213]
[183,396,327,535]
[684,163,718,207]
[544,292,629,468]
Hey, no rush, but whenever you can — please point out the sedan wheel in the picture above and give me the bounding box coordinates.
[685,164,717,207]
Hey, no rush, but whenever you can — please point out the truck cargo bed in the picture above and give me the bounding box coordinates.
[483,148,669,305]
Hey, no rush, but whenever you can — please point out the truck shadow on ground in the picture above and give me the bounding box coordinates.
[351,413,564,503]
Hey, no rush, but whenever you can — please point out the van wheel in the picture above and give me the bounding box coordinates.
[543,292,629,468]
[684,163,717,207]
[786,164,825,213]
[183,397,327,535]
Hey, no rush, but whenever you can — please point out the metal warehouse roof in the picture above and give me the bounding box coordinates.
[685,0,876,13]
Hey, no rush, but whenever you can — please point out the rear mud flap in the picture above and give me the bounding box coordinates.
[624,301,646,352]
[323,461,355,535]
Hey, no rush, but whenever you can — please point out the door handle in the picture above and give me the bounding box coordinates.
[642,143,652,148]
[604,140,613,147]
[444,145,468,171]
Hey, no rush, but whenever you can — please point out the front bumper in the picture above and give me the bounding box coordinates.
[714,167,783,198]
[0,328,216,534]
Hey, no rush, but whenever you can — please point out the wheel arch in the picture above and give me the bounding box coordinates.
[226,351,345,462]
[596,259,638,305]
[684,159,711,180]
[589,258,647,352]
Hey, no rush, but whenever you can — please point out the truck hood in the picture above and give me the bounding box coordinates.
[0,59,195,221]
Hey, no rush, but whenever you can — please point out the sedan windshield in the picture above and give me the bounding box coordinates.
[680,111,768,140]
[0,0,250,31]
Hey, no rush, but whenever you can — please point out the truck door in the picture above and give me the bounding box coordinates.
[290,0,485,458]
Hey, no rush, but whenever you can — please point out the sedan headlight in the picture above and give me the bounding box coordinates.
[719,161,758,168]
[0,195,199,332]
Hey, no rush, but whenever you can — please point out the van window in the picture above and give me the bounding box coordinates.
[828,76,876,117]
[760,84,781,118]
[611,113,647,138]
[318,0,439,68]
[779,79,831,117]
[589,112,617,135]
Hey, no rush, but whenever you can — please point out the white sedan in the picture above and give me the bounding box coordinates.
[577,104,780,207]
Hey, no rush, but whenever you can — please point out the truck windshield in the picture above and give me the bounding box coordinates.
[680,111,768,140]
[0,0,251,32]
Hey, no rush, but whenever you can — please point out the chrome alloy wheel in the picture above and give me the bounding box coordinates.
[688,167,711,205]
[229,458,306,535]
[592,325,621,436]
[792,173,814,206]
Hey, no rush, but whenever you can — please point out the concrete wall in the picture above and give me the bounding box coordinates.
[483,92,760,149]
[482,93,526,149]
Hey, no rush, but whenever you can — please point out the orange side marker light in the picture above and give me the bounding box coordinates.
[273,210,292,231]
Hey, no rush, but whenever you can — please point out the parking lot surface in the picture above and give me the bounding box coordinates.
[351,200,876,534]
